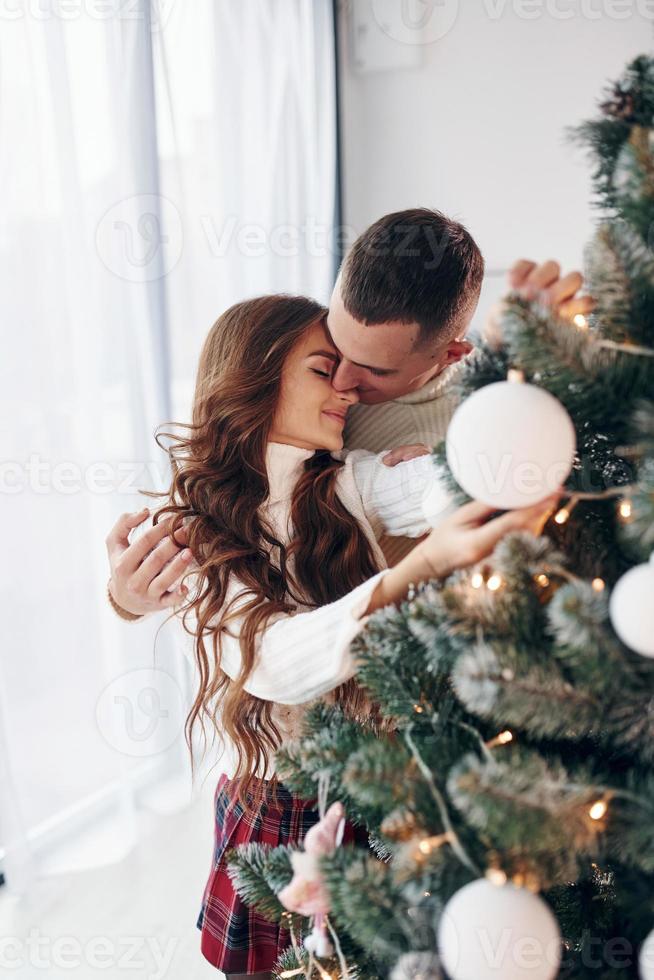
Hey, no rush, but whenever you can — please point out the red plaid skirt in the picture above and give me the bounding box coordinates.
[196,771,370,974]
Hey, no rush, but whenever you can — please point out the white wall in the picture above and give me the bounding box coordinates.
[337,1,653,332]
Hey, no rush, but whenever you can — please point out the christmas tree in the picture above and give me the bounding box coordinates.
[226,55,654,980]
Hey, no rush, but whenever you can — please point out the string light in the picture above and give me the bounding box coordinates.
[486,867,508,886]
[486,573,503,592]
[554,507,570,525]
[486,729,514,749]
[413,704,424,714]
[618,499,633,522]
[573,313,588,329]
[535,573,550,588]
[589,799,608,821]
[591,578,605,592]
[471,571,484,589]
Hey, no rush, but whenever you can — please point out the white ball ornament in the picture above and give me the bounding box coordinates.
[437,878,562,980]
[609,553,654,658]
[446,378,576,509]
[639,927,654,979]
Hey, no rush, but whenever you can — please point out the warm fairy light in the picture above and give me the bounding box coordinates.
[280,970,305,978]
[618,499,633,521]
[413,704,424,714]
[486,729,513,749]
[486,867,508,886]
[471,571,484,589]
[573,314,588,329]
[554,508,570,525]
[535,573,550,587]
[591,578,605,592]
[507,368,526,383]
[589,799,608,821]
[487,573,503,592]
[424,890,431,896]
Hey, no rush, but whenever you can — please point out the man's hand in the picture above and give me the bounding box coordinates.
[106,508,196,617]
[483,259,596,347]
[381,444,431,467]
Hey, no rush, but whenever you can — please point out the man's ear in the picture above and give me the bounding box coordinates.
[443,338,474,365]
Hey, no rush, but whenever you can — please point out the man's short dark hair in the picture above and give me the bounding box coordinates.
[339,207,485,345]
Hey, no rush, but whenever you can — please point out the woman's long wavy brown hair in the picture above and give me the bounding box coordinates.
[146,295,387,814]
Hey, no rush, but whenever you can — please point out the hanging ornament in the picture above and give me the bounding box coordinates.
[277,769,350,970]
[446,376,576,509]
[639,927,654,979]
[390,950,444,979]
[437,878,561,980]
[609,553,654,658]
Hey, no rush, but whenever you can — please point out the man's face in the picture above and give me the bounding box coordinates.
[326,280,477,404]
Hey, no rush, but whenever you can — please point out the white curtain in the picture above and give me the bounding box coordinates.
[0,0,338,894]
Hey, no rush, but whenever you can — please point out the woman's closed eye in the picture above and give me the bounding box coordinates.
[311,367,331,378]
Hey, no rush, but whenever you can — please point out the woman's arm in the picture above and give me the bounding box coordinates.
[203,495,558,704]
[211,569,392,705]
[364,496,559,614]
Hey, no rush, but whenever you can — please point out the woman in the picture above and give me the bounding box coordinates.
[132,294,556,978]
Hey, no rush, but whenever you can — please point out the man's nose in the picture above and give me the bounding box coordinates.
[332,359,360,392]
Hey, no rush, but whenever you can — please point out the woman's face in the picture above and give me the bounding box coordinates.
[269,320,358,451]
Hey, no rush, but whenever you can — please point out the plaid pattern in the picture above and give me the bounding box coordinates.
[196,771,370,974]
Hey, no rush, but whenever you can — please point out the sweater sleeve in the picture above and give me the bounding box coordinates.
[214,569,390,705]
[345,449,458,539]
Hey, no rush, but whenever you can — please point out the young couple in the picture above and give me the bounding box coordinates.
[105,208,591,978]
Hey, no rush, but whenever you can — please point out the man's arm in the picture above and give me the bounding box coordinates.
[106,508,195,619]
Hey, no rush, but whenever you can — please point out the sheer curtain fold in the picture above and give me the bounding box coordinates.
[0,0,337,894]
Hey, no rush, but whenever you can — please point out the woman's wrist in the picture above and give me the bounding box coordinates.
[107,579,144,621]
[412,539,450,581]
[365,541,446,615]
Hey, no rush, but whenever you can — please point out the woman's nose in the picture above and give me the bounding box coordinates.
[337,386,359,406]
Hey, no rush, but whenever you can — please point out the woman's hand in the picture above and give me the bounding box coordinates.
[415,493,561,580]
[364,492,561,616]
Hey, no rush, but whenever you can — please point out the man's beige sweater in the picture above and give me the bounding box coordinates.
[343,360,465,564]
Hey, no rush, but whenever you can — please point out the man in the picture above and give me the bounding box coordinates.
[106,207,593,619]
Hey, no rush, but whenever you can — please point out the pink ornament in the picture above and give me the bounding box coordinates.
[278,801,346,918]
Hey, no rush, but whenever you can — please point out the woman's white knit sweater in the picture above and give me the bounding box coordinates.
[135,442,456,778]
